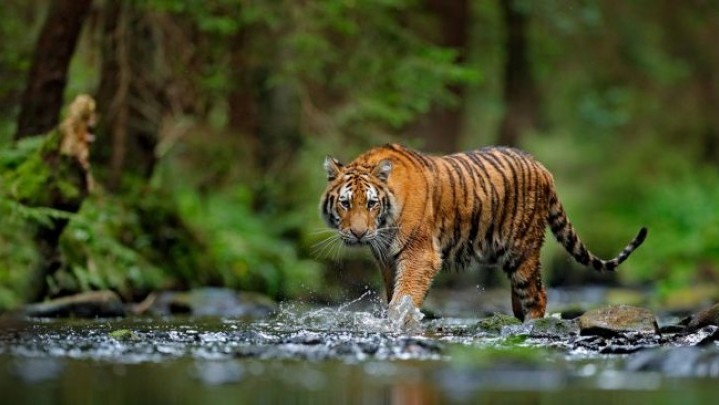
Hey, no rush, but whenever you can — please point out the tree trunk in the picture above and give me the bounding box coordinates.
[15,0,93,139]
[94,0,163,190]
[408,0,469,154]
[5,96,96,301]
[227,31,302,214]
[228,29,259,138]
[497,0,539,147]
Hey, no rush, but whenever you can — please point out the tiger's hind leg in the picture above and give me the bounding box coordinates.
[504,251,547,321]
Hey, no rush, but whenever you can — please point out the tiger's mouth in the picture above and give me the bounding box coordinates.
[339,229,374,246]
[340,235,369,246]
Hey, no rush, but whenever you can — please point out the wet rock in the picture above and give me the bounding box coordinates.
[472,313,521,334]
[578,305,658,336]
[22,290,125,318]
[672,325,719,346]
[658,324,686,334]
[566,331,664,354]
[695,326,719,346]
[680,302,719,332]
[527,317,579,337]
[109,329,141,342]
[146,288,277,318]
[500,323,533,336]
[285,331,323,345]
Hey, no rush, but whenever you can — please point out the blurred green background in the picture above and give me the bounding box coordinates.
[1,0,718,311]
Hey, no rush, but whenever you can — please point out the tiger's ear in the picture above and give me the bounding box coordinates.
[324,156,343,181]
[372,159,392,182]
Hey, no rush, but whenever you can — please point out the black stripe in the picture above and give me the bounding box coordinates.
[465,153,490,195]
[390,144,430,170]
[439,160,457,250]
[445,156,468,257]
[576,248,590,265]
[513,278,531,290]
[501,152,522,244]
[474,153,501,244]
[325,194,335,216]
[550,215,567,234]
[481,152,511,241]
[466,152,494,251]
[566,230,579,253]
[515,153,532,240]
[515,156,541,240]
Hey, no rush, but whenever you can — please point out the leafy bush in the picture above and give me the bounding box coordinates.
[625,169,719,294]
[173,185,323,299]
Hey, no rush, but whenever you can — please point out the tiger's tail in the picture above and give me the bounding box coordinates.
[547,191,647,272]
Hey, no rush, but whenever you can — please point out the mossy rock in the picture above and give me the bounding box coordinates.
[472,313,522,334]
[109,329,141,341]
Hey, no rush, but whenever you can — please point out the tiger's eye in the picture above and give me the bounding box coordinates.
[367,199,378,209]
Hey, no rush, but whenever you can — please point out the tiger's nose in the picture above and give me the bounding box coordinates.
[350,228,367,240]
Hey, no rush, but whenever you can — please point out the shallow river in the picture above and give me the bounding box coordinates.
[1,296,718,404]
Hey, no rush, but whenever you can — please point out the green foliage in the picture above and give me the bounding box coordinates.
[173,186,322,298]
[271,0,481,131]
[0,1,45,136]
[155,129,323,299]
[146,0,479,133]
[0,197,41,309]
[2,0,719,308]
[626,169,719,295]
[57,195,169,296]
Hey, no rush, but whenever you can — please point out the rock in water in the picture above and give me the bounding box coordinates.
[22,290,125,318]
[472,313,522,334]
[681,302,719,332]
[578,305,658,336]
[527,317,579,337]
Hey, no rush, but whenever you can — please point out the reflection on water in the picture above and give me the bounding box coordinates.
[10,357,65,383]
[1,356,717,404]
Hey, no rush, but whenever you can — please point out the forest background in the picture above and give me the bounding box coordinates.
[1,0,718,311]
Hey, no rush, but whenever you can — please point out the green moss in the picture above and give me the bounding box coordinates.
[472,313,522,334]
[109,329,140,341]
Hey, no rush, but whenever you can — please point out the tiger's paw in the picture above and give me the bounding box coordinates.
[387,295,424,333]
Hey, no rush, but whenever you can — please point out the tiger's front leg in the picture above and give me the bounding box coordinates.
[388,239,442,310]
[377,262,394,304]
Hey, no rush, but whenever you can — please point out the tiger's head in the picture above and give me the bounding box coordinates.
[320,156,394,246]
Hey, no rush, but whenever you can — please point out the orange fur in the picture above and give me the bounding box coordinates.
[321,144,646,320]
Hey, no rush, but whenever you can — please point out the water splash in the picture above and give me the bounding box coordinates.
[271,292,427,334]
[388,295,425,333]
[274,291,396,333]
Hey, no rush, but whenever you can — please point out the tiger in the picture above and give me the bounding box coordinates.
[320,143,647,321]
